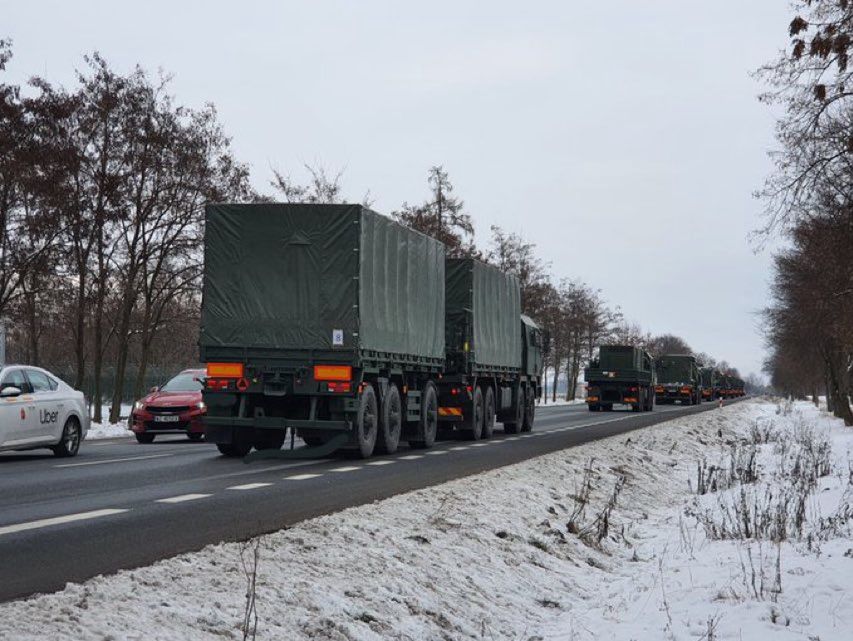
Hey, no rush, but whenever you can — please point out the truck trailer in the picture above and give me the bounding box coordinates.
[585,345,656,412]
[654,354,702,405]
[199,203,541,459]
[700,367,719,402]
[440,259,542,437]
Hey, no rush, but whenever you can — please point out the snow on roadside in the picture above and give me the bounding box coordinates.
[85,404,133,440]
[1,399,851,640]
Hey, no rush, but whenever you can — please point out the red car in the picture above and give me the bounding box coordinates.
[130,369,207,443]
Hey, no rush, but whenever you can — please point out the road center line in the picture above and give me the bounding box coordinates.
[330,466,361,472]
[284,473,322,480]
[398,455,424,460]
[0,508,128,537]
[54,453,174,468]
[227,483,273,490]
[156,494,211,504]
[366,460,395,466]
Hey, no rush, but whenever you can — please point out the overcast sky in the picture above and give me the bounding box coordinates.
[4,1,791,378]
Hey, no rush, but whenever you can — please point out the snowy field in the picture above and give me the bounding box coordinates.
[2,399,852,640]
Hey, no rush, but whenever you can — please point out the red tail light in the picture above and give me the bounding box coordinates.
[628,386,638,392]
[206,378,230,391]
[327,382,352,393]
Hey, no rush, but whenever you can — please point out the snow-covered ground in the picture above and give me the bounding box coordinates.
[538,397,587,407]
[85,403,133,440]
[2,399,851,640]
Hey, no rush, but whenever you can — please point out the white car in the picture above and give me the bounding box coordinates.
[0,365,89,457]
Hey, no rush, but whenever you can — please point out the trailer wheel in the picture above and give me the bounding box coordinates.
[409,381,438,449]
[353,383,378,458]
[376,383,402,454]
[462,386,484,440]
[217,427,253,457]
[521,388,535,432]
[482,387,495,439]
[504,387,524,434]
[254,430,286,451]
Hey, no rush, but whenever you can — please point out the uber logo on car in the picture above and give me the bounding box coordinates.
[39,409,59,424]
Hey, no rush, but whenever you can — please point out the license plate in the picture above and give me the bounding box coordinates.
[154,415,180,423]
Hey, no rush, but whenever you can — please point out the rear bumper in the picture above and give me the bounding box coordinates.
[203,415,351,431]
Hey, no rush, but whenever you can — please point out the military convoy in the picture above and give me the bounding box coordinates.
[199,204,542,458]
[197,202,745,458]
[584,346,656,412]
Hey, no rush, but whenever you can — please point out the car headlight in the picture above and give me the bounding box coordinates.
[196,401,206,411]
[134,401,145,411]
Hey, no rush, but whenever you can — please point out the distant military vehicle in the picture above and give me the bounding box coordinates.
[585,345,656,412]
[700,367,720,402]
[654,354,701,405]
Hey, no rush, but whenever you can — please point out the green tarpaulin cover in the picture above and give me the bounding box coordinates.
[200,204,445,361]
[445,258,521,370]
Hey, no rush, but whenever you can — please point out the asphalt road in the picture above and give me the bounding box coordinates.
[0,398,743,602]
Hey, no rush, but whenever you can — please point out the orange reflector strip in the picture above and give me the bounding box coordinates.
[438,407,463,417]
[207,362,244,378]
[314,365,352,381]
[586,397,599,402]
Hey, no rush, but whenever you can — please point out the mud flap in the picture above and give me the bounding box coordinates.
[242,433,350,463]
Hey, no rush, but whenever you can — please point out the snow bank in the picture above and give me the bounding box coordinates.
[85,404,133,440]
[2,399,851,640]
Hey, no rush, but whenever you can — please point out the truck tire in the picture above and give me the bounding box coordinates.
[521,388,535,432]
[254,430,286,451]
[409,381,438,449]
[504,387,524,434]
[217,428,253,457]
[482,387,496,439]
[462,386,484,440]
[376,383,402,454]
[353,383,378,458]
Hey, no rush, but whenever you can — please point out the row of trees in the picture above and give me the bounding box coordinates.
[0,42,252,421]
[1,42,744,417]
[758,1,853,425]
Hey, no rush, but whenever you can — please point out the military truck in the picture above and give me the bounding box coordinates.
[439,259,542,438]
[654,354,702,405]
[585,345,656,412]
[700,367,719,402]
[199,204,542,458]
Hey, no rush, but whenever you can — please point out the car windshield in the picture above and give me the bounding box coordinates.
[160,372,203,392]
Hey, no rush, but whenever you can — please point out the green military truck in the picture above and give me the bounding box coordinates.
[700,367,719,402]
[440,259,542,437]
[585,345,656,412]
[654,354,702,405]
[199,204,446,458]
[199,204,542,458]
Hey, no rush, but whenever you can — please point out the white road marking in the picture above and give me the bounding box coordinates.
[284,473,322,481]
[427,450,448,456]
[398,455,424,460]
[330,466,361,472]
[55,453,174,468]
[471,442,490,447]
[0,508,128,537]
[450,446,469,451]
[366,460,394,466]
[227,482,273,491]
[156,493,210,504]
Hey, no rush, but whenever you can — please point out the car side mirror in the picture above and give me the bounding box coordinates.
[1,386,22,398]
[149,386,159,393]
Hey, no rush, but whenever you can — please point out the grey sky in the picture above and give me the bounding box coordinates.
[4,1,790,377]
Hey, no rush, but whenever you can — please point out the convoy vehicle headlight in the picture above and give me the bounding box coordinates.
[196,401,206,411]
[133,400,145,411]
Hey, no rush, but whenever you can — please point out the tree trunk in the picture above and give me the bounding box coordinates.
[827,355,853,426]
[109,270,137,424]
[73,261,87,389]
